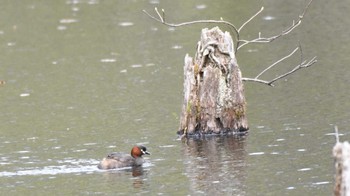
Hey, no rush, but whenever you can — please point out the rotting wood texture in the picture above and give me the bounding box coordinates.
[179,27,248,136]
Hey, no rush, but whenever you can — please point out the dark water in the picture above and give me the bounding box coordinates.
[0,0,349,195]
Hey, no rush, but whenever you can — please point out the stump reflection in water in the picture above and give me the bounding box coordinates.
[181,136,247,195]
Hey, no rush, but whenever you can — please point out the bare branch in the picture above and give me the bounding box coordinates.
[142,8,240,44]
[241,77,274,86]
[242,45,317,86]
[238,7,264,33]
[237,0,314,51]
[143,1,316,87]
[267,56,317,85]
[255,47,299,79]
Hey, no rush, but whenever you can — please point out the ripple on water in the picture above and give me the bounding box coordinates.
[0,159,153,177]
[0,159,100,177]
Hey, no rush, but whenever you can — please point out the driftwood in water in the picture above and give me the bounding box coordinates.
[178,27,248,136]
[333,128,350,196]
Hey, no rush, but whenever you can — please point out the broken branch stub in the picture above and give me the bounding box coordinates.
[179,27,248,136]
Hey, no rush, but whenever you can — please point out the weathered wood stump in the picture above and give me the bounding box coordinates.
[333,140,350,196]
[178,27,248,136]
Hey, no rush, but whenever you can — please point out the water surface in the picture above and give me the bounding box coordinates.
[0,0,349,195]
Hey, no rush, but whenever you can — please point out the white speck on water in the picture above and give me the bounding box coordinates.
[297,168,312,172]
[7,42,16,46]
[100,58,116,63]
[120,69,127,73]
[172,45,182,49]
[83,143,97,146]
[131,64,142,68]
[118,22,134,27]
[249,152,265,156]
[57,25,67,31]
[20,93,30,97]
[196,4,207,10]
[149,0,159,4]
[16,151,30,154]
[297,149,306,152]
[159,145,175,148]
[263,16,276,21]
[247,49,258,53]
[72,7,79,12]
[87,0,99,5]
[168,27,175,32]
[60,19,78,24]
[276,138,285,142]
[74,149,87,152]
[312,181,330,185]
[286,186,296,190]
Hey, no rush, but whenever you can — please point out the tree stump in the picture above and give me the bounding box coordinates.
[178,27,248,136]
[333,141,350,196]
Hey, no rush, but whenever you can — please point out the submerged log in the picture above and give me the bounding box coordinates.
[178,27,248,136]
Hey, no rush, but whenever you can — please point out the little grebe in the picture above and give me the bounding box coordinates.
[97,145,150,170]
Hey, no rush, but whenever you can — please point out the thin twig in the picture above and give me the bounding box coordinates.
[236,7,264,51]
[237,0,314,51]
[242,44,317,86]
[267,56,317,85]
[143,1,316,86]
[142,8,240,44]
[238,7,264,33]
[255,47,299,79]
[241,77,275,86]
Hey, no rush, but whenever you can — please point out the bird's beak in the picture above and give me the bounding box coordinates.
[142,149,150,155]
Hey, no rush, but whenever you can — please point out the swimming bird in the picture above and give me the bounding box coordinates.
[97,145,150,170]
